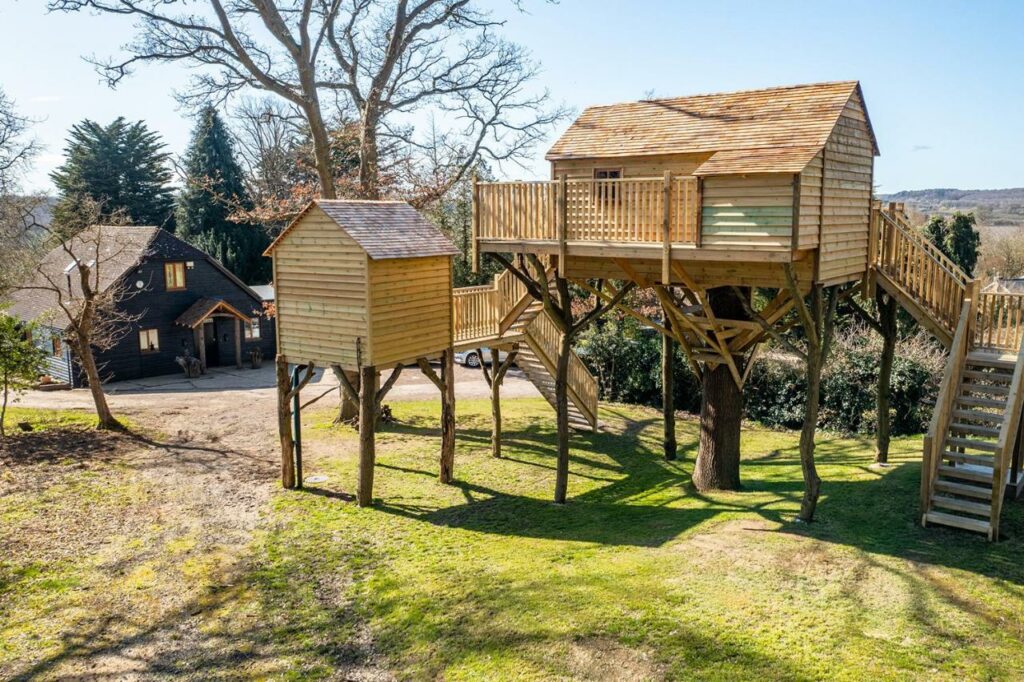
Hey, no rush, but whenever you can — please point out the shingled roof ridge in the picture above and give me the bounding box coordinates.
[581,80,859,112]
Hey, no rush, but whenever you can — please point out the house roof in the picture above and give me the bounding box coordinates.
[545,81,879,170]
[249,284,275,301]
[264,200,460,260]
[5,225,161,325]
[175,297,250,328]
[982,278,1024,295]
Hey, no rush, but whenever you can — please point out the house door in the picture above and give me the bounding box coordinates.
[203,320,220,366]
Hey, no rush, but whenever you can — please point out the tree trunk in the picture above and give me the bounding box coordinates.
[439,349,456,483]
[303,101,336,199]
[357,365,379,507]
[554,332,573,503]
[490,348,502,458]
[1,375,9,438]
[692,287,748,490]
[662,312,677,461]
[358,109,381,199]
[798,347,825,521]
[875,291,897,464]
[333,366,360,423]
[276,355,295,488]
[76,333,121,431]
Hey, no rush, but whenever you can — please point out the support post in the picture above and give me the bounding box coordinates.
[234,317,243,368]
[875,290,897,464]
[662,171,672,285]
[291,365,304,488]
[471,173,481,274]
[662,309,677,461]
[357,365,379,507]
[198,324,207,371]
[276,355,295,489]
[556,174,568,273]
[440,348,456,483]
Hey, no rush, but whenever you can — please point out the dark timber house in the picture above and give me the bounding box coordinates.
[7,225,276,386]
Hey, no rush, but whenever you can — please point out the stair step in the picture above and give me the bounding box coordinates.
[959,381,1011,396]
[948,422,1001,438]
[934,479,994,500]
[923,511,992,535]
[952,409,1005,424]
[942,450,997,467]
[967,351,1017,370]
[956,395,1009,409]
[931,494,992,517]
[936,464,994,483]
[962,369,1013,384]
[945,437,1000,452]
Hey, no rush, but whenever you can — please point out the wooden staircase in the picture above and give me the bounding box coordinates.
[452,270,598,430]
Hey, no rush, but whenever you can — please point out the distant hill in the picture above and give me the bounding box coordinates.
[880,188,1024,232]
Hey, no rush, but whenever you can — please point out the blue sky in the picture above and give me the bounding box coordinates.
[2,0,1022,194]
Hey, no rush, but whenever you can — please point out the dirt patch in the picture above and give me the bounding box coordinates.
[566,637,666,681]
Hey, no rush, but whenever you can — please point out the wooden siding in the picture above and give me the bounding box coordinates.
[551,152,711,180]
[817,90,875,285]
[368,255,452,366]
[274,206,369,367]
[563,254,815,290]
[700,174,795,250]
[798,151,823,250]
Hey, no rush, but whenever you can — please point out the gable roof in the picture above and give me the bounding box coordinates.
[5,225,264,326]
[175,297,251,328]
[546,81,879,170]
[264,200,460,260]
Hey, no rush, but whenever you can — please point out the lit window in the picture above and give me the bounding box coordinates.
[164,262,186,290]
[52,336,62,357]
[139,328,160,353]
[244,317,261,340]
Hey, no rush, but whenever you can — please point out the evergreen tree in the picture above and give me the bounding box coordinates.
[51,118,174,231]
[177,107,270,283]
[944,211,981,276]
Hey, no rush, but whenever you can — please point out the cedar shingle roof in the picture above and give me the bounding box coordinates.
[264,200,460,260]
[5,225,160,325]
[175,297,250,328]
[546,81,879,168]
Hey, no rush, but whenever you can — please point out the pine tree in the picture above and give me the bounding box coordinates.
[177,107,270,283]
[51,118,174,231]
[944,211,981,276]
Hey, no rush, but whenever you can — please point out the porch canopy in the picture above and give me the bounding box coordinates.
[175,297,252,369]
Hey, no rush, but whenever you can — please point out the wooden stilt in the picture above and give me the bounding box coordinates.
[234,317,243,368]
[276,355,296,489]
[662,310,677,461]
[198,324,208,372]
[357,365,379,507]
[440,348,456,483]
[291,365,304,488]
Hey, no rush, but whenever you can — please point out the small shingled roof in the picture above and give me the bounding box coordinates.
[264,200,460,260]
[546,81,879,167]
[175,297,250,328]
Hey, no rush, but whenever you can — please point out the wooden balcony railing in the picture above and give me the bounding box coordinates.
[452,285,499,343]
[475,175,700,247]
[976,292,1024,350]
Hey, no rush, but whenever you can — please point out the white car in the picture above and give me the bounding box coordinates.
[454,347,510,368]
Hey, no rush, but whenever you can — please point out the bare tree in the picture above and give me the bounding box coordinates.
[233,97,304,213]
[18,206,143,430]
[50,1,567,201]
[0,89,45,299]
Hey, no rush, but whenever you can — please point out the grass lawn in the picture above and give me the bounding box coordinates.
[252,398,1024,681]
[3,398,1024,680]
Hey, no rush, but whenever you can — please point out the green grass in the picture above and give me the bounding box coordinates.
[1,406,108,432]
[251,398,1024,681]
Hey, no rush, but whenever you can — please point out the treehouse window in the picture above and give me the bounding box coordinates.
[594,168,622,202]
[244,317,261,340]
[164,262,186,291]
[139,328,160,353]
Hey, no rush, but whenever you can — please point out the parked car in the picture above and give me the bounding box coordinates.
[454,347,510,368]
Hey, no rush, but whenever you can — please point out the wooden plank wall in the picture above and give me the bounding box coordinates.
[274,206,368,367]
[368,255,452,367]
[563,255,815,290]
[818,90,875,285]
[551,152,712,179]
[798,151,823,249]
[700,174,794,250]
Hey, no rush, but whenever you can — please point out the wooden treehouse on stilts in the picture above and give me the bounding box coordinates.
[267,81,1024,540]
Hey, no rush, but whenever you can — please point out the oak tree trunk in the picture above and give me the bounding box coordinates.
[799,348,825,521]
[554,332,573,503]
[692,287,748,490]
[333,366,360,423]
[75,332,121,431]
[358,108,381,199]
[276,356,296,488]
[302,100,336,200]
[357,365,379,507]
[439,349,456,483]
[490,348,503,458]
[662,312,677,461]
[875,291,897,464]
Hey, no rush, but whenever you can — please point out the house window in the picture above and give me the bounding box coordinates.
[139,328,160,353]
[164,262,187,291]
[51,335,62,357]
[594,168,622,202]
[244,317,261,340]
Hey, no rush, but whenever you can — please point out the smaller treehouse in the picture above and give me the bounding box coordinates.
[265,200,460,504]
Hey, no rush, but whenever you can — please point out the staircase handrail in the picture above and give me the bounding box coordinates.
[524,308,599,425]
[876,208,970,287]
[989,340,1024,538]
[921,298,975,515]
